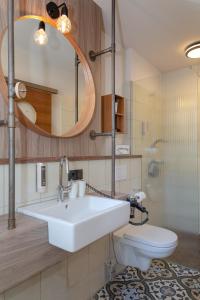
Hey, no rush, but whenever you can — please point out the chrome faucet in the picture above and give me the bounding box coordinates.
[58,156,71,202]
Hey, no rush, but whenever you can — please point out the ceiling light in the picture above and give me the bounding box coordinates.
[185,42,200,58]
[46,2,72,34]
[34,21,48,45]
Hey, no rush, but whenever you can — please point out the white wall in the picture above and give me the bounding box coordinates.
[125,48,160,82]
[100,33,165,227]
[101,32,125,96]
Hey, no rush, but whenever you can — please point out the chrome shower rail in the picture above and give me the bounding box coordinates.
[75,54,79,122]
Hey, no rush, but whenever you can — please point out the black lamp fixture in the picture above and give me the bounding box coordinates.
[34,21,48,45]
[46,1,72,34]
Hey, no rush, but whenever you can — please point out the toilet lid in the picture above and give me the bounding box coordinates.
[115,224,177,248]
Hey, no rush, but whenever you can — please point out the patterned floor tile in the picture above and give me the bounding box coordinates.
[146,279,190,299]
[95,259,200,300]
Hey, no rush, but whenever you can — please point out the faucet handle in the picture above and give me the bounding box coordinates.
[57,183,72,202]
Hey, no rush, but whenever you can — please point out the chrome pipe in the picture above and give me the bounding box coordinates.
[111,0,116,198]
[75,54,79,122]
[8,0,16,229]
[88,0,116,198]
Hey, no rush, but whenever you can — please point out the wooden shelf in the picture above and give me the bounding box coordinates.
[101,94,125,133]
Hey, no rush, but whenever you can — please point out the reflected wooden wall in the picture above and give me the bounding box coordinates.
[0,0,109,160]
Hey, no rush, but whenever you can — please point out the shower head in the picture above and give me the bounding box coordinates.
[150,139,167,148]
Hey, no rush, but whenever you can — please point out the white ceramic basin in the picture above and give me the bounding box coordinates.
[18,195,130,252]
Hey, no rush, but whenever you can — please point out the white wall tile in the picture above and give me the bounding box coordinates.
[132,177,142,191]
[162,68,199,233]
[0,158,141,214]
[130,158,141,180]
[5,164,40,207]
[5,275,40,300]
[119,180,132,194]
[0,206,8,216]
[88,160,106,191]
[105,160,111,192]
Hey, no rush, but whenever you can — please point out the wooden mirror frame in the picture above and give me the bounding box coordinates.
[0,15,96,138]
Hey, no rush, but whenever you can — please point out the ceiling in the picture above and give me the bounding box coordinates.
[94,0,200,72]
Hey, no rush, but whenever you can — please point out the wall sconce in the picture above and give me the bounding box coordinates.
[185,41,200,59]
[34,21,48,45]
[46,2,72,34]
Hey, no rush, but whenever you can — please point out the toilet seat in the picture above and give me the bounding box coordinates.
[113,224,178,271]
[114,224,177,248]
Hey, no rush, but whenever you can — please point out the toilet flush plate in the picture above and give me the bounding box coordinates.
[18,195,130,252]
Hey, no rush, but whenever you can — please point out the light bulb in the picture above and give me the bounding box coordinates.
[57,14,72,34]
[34,21,48,45]
[185,42,200,59]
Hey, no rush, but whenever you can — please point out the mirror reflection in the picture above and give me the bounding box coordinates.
[1,18,86,136]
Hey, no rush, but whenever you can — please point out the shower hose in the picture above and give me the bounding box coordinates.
[86,183,149,226]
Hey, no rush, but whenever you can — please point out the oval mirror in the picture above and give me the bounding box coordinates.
[1,16,95,137]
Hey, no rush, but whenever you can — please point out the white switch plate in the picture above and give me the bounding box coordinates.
[116,145,130,155]
[115,164,127,181]
[36,163,47,193]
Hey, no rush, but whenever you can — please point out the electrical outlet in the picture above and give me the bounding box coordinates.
[68,169,83,181]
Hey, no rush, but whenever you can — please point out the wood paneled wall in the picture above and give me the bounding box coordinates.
[0,0,109,160]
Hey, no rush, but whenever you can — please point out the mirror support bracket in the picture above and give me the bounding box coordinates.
[89,47,112,62]
[89,130,112,140]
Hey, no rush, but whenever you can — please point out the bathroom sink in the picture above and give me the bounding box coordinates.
[18,195,130,252]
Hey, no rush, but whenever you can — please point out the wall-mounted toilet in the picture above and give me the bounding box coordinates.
[113,224,178,271]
